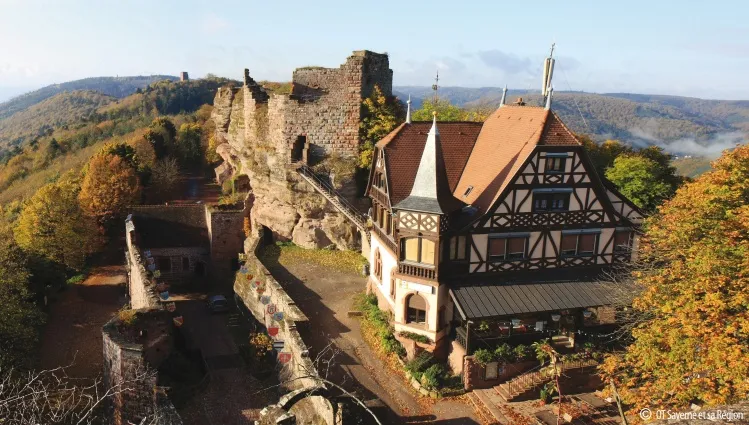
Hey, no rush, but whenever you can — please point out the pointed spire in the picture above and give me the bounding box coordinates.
[405,94,412,124]
[545,86,554,110]
[499,85,508,107]
[406,112,440,202]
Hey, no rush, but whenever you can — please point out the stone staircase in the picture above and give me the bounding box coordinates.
[295,163,370,237]
[495,359,599,402]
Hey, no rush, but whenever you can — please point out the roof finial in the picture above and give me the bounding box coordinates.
[499,85,508,107]
[405,94,412,124]
[545,86,554,110]
[431,70,440,106]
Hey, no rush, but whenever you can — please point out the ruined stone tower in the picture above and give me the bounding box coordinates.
[211,50,393,249]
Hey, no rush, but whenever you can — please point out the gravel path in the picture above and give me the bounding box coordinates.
[38,264,126,378]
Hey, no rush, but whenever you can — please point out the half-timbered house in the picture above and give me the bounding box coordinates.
[364,60,642,373]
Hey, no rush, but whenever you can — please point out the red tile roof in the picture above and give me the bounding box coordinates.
[379,121,482,206]
[374,107,583,216]
[452,107,582,215]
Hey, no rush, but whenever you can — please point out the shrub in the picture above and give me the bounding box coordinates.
[399,331,432,344]
[382,337,406,357]
[117,309,137,326]
[356,293,404,357]
[513,344,531,362]
[473,348,496,366]
[494,343,513,362]
[422,363,446,390]
[66,272,88,285]
[406,352,434,376]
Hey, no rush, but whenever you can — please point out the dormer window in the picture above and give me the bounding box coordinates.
[546,156,566,173]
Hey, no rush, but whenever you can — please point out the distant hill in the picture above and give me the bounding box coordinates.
[0,76,177,120]
[0,90,116,149]
[394,86,749,157]
[0,77,236,203]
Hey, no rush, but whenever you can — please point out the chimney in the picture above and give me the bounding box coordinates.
[514,97,526,106]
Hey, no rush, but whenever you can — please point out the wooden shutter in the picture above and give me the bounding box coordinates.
[404,238,419,262]
[507,238,525,255]
[579,234,596,254]
[560,234,577,254]
[489,238,506,257]
[421,239,435,265]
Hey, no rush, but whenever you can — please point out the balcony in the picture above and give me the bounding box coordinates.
[369,186,390,208]
[398,262,436,280]
[371,224,397,253]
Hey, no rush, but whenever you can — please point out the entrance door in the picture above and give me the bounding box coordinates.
[291,136,306,163]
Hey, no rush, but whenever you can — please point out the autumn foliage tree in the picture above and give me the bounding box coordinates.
[411,97,491,122]
[358,85,404,169]
[601,145,749,412]
[79,152,142,227]
[15,175,100,271]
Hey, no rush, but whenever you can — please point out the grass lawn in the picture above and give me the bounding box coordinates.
[257,241,367,275]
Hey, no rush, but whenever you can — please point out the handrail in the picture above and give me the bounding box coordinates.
[295,163,369,232]
[502,358,598,397]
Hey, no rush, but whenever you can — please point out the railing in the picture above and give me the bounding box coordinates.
[398,262,436,280]
[370,185,390,208]
[502,358,599,397]
[506,362,547,396]
[371,224,397,253]
[295,163,369,233]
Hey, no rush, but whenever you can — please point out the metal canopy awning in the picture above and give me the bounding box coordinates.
[449,280,624,320]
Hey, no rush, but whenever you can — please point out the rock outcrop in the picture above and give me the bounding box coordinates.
[211,51,392,249]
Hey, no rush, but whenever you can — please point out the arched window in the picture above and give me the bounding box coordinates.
[400,237,435,265]
[374,249,382,281]
[389,268,397,298]
[406,294,427,325]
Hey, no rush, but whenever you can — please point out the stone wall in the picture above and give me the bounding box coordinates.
[102,310,178,425]
[234,232,319,390]
[211,50,392,250]
[126,224,161,310]
[205,206,246,274]
[129,205,207,228]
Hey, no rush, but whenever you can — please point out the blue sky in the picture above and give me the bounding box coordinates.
[1,0,748,101]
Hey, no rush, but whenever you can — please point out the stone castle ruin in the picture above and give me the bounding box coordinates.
[211,50,392,249]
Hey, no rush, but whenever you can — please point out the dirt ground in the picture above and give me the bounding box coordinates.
[38,264,126,378]
[264,250,485,425]
[176,298,274,425]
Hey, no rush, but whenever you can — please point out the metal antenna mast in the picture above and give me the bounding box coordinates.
[431,70,440,106]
